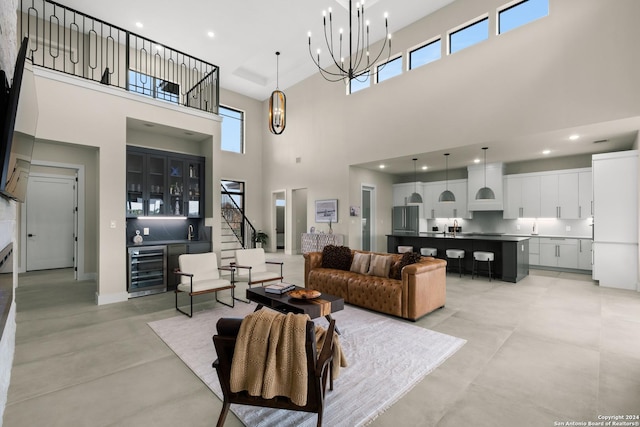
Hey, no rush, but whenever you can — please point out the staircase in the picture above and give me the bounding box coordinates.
[220,185,256,265]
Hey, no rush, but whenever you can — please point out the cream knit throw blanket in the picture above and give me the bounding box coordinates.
[230,309,310,406]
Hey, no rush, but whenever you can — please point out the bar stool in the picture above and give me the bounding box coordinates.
[445,249,465,277]
[473,251,494,281]
[397,246,414,254]
[420,247,437,257]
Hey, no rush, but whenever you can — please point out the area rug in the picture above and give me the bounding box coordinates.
[148,303,465,427]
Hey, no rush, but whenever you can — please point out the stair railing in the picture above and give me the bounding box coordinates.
[221,184,256,249]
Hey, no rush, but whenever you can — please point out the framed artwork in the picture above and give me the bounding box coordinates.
[350,206,360,217]
[315,199,338,223]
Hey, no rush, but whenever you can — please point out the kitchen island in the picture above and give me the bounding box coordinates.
[387,233,530,282]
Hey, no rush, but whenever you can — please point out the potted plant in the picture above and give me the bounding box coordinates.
[254,230,268,248]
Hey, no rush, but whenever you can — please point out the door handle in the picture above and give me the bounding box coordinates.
[28,233,36,237]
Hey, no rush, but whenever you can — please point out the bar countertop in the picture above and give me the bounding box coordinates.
[388,233,531,242]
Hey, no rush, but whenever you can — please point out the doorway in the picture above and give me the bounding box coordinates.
[362,185,375,251]
[25,173,77,271]
[273,191,286,252]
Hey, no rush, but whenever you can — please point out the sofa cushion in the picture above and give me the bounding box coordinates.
[321,245,352,271]
[367,254,394,278]
[350,252,371,274]
[391,252,423,280]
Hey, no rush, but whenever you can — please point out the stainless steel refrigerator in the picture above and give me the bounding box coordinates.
[392,205,419,236]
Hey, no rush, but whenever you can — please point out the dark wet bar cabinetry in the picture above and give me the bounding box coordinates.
[126,146,204,218]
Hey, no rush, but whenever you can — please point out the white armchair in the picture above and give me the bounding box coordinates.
[232,248,283,302]
[174,252,235,317]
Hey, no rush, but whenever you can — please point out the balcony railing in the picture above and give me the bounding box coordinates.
[18,0,219,114]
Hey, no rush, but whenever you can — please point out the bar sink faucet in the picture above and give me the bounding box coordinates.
[188,224,194,241]
[453,219,459,238]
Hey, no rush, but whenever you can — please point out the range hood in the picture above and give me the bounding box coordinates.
[467,162,504,211]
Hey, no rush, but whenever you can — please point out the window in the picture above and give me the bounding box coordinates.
[409,39,441,70]
[376,56,402,83]
[498,0,549,34]
[128,70,179,103]
[221,180,244,211]
[220,106,244,153]
[449,17,489,54]
[349,72,370,94]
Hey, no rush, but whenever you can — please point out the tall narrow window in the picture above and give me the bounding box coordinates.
[498,0,549,34]
[376,56,402,83]
[349,72,370,94]
[449,17,489,54]
[220,106,244,153]
[409,39,441,70]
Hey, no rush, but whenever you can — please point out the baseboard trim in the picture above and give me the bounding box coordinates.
[95,291,128,305]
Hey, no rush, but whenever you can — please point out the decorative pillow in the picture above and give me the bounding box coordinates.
[321,245,352,271]
[392,252,422,280]
[367,254,394,278]
[350,252,371,274]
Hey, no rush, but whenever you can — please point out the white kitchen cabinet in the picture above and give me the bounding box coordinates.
[539,238,578,269]
[397,179,470,219]
[529,237,540,265]
[592,150,638,290]
[578,239,592,270]
[540,172,579,219]
[578,171,592,219]
[433,179,470,218]
[422,183,435,219]
[504,174,541,219]
[467,162,504,211]
[392,182,418,206]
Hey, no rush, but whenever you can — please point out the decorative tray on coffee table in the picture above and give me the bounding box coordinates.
[288,289,321,300]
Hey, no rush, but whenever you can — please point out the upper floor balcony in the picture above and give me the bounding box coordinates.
[18,0,219,115]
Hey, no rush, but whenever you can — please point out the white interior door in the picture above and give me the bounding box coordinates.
[26,175,76,271]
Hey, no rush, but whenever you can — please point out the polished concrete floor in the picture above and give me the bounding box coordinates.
[4,254,640,427]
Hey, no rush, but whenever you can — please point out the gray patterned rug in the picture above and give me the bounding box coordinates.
[148,302,465,427]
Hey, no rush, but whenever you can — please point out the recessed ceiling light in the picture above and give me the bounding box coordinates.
[379,164,385,169]
[569,134,580,140]
[207,31,214,38]
[421,166,428,170]
[155,45,163,52]
[474,158,480,164]
[543,149,551,155]
[135,22,143,28]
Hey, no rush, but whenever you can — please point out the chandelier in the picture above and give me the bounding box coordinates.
[308,0,391,83]
[268,52,286,135]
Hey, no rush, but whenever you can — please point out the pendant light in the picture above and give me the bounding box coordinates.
[475,147,496,200]
[408,158,423,203]
[268,52,286,135]
[438,153,455,202]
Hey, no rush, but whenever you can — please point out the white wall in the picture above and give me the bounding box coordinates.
[260,0,640,248]
[32,70,221,304]
[0,0,19,423]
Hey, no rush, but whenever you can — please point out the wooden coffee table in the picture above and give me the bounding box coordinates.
[246,286,344,332]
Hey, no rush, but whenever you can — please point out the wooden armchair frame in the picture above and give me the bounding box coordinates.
[212,317,335,427]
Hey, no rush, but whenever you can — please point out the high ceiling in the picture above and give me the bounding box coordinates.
[55,0,456,101]
[56,0,639,175]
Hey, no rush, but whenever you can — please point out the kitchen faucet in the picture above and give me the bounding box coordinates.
[188,224,194,241]
[453,219,459,238]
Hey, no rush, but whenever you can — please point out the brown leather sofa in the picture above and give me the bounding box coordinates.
[304,250,447,321]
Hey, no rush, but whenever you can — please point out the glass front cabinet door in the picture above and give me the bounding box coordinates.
[126,147,204,218]
[126,152,144,217]
[168,157,203,218]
